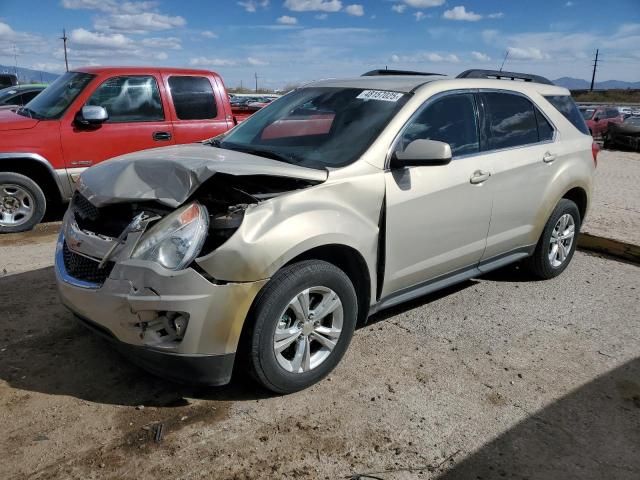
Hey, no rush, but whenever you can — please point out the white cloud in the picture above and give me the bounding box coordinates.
[315,13,328,19]
[247,56,269,66]
[488,12,504,19]
[402,0,445,8]
[391,51,460,63]
[565,1,574,6]
[391,4,406,13]
[69,28,131,49]
[345,4,364,16]
[61,0,118,12]
[237,0,269,12]
[284,0,342,12]
[414,12,426,21]
[141,36,181,49]
[190,56,238,67]
[277,15,298,24]
[94,12,186,33]
[201,30,218,38]
[471,51,490,61]
[443,6,482,21]
[507,46,549,60]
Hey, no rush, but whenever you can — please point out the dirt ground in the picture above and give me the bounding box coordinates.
[1,224,639,479]
[1,150,640,479]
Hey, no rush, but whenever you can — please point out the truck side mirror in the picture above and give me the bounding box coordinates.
[76,105,108,126]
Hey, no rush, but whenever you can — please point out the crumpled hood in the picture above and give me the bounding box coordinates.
[79,143,328,208]
[0,109,39,131]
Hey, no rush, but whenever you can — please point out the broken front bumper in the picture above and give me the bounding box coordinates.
[55,232,267,386]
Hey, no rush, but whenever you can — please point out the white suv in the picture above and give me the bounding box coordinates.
[56,69,597,393]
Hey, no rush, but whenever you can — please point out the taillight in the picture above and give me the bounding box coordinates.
[591,141,599,167]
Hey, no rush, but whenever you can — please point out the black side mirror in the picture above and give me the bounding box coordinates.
[593,117,600,122]
[75,105,108,126]
[390,139,452,169]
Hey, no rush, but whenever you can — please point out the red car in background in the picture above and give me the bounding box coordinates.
[579,106,624,137]
[0,66,254,232]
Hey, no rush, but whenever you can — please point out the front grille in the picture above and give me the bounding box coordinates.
[62,242,114,285]
[72,191,99,221]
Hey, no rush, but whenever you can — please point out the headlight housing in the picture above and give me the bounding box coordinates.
[131,202,209,270]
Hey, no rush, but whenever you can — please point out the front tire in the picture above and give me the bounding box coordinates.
[247,260,358,394]
[524,199,580,279]
[0,172,46,233]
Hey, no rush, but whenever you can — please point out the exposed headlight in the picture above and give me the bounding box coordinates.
[131,202,209,270]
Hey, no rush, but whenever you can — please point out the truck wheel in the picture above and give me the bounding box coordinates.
[0,172,47,233]
[247,260,358,394]
[524,199,580,279]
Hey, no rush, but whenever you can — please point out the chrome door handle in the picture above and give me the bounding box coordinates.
[470,170,491,184]
[543,152,557,163]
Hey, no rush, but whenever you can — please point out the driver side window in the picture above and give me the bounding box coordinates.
[86,76,164,123]
[399,93,479,157]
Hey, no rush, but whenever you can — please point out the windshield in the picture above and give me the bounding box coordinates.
[217,87,409,169]
[18,72,94,120]
[580,108,595,120]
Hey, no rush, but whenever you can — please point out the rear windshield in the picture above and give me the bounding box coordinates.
[544,95,590,135]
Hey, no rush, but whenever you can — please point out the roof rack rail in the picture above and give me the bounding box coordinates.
[362,69,445,77]
[456,69,553,85]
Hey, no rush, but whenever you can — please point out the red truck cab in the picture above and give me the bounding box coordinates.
[0,67,240,232]
[580,106,624,138]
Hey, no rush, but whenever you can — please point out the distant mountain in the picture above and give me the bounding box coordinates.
[553,76,640,89]
[0,64,59,84]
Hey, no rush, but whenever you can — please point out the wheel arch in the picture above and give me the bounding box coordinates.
[561,186,588,224]
[0,154,68,208]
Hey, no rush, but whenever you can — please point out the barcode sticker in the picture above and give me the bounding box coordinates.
[356,90,404,102]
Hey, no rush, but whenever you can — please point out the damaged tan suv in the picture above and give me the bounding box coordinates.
[56,69,597,393]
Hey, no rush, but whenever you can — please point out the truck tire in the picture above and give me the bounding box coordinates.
[0,172,47,233]
[246,260,358,394]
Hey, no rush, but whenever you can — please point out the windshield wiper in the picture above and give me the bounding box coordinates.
[16,107,43,120]
[218,143,302,164]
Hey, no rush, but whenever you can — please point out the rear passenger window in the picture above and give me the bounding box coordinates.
[399,93,479,157]
[535,109,554,142]
[544,95,589,135]
[481,92,538,150]
[168,76,217,120]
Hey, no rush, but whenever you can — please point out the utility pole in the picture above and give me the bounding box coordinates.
[590,49,599,91]
[13,44,19,82]
[254,72,258,93]
[60,28,69,72]
[499,50,509,72]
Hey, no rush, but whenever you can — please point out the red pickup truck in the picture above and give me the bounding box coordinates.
[0,66,251,233]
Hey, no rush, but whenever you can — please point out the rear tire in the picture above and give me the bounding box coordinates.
[524,199,580,279]
[0,172,46,233]
[247,260,358,394]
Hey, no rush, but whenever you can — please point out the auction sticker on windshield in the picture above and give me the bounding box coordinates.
[356,90,404,102]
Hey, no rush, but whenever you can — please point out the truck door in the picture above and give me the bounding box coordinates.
[163,74,233,144]
[60,74,175,173]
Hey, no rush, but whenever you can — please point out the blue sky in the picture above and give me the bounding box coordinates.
[1,0,639,88]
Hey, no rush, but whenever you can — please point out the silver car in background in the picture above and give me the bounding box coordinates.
[55,69,596,393]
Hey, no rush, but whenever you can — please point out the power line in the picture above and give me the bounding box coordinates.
[590,49,599,91]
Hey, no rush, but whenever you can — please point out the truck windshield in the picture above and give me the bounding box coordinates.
[18,72,94,120]
[217,87,409,169]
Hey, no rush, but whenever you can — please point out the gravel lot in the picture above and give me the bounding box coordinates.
[0,150,639,480]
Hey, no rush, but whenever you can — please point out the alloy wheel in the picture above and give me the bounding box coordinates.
[273,286,344,373]
[0,183,35,227]
[548,213,575,268]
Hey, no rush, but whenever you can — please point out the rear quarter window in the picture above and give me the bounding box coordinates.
[544,95,589,135]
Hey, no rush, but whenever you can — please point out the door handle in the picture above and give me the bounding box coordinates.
[543,152,556,163]
[470,170,491,184]
[153,131,172,141]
